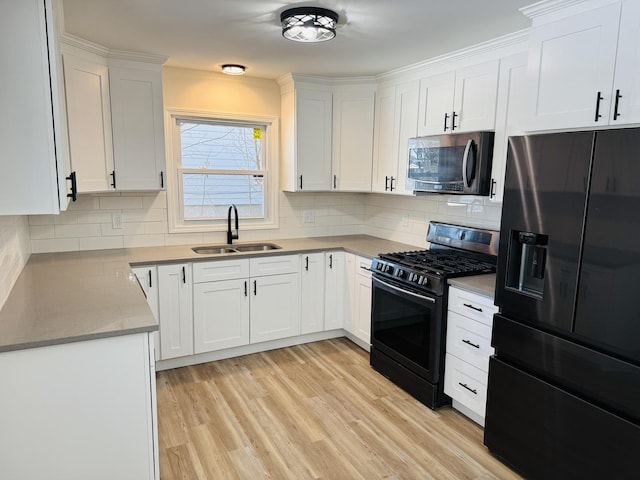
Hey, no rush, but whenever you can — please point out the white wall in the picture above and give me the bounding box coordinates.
[0,216,31,308]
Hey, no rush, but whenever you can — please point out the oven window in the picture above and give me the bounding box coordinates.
[408,145,464,183]
[371,279,440,380]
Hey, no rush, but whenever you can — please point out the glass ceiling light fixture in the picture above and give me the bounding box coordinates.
[221,64,246,75]
[280,7,339,43]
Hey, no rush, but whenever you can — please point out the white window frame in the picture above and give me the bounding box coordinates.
[165,108,279,234]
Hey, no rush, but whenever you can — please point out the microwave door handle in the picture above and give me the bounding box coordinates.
[462,139,473,187]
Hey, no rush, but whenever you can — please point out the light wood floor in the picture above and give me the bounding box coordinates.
[156,338,521,480]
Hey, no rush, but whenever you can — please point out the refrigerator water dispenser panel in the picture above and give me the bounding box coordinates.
[505,230,548,298]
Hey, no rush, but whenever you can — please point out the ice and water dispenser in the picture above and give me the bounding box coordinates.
[505,231,548,298]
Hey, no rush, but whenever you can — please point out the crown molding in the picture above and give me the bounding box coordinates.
[108,50,168,65]
[521,0,620,19]
[60,33,109,57]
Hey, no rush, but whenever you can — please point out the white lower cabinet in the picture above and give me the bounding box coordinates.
[251,272,300,343]
[444,285,498,426]
[158,263,193,360]
[345,254,373,347]
[193,278,250,353]
[132,265,161,361]
[324,251,346,331]
[300,253,326,335]
[0,333,158,480]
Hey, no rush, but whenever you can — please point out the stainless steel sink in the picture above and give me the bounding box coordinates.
[233,243,281,252]
[191,243,281,254]
[191,246,238,254]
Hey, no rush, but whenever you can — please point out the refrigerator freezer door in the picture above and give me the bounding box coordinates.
[495,132,593,331]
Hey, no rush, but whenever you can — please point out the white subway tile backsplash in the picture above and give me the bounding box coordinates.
[54,223,101,239]
[123,234,165,248]
[29,225,55,240]
[68,196,101,211]
[31,238,79,254]
[122,208,167,223]
[79,236,124,251]
[99,196,144,210]
[76,210,117,224]
[0,216,31,309]
[142,192,167,209]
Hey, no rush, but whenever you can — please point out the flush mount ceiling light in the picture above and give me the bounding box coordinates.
[280,7,339,43]
[221,64,246,75]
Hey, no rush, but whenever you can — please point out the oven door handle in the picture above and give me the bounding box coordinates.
[373,277,436,303]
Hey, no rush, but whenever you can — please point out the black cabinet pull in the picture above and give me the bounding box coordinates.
[244,281,248,297]
[329,254,333,269]
[463,303,483,312]
[181,266,186,284]
[305,256,309,271]
[299,175,303,190]
[66,171,77,202]
[148,270,152,288]
[594,91,603,121]
[462,339,480,349]
[490,179,497,198]
[110,170,116,189]
[458,382,477,395]
[160,171,164,189]
[443,112,449,131]
[333,175,337,189]
[253,280,257,296]
[385,176,390,191]
[390,176,395,191]
[451,111,458,131]
[613,89,622,120]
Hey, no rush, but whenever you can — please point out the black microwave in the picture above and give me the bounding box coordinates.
[406,131,494,196]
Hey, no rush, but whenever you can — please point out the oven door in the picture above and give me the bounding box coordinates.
[371,275,444,383]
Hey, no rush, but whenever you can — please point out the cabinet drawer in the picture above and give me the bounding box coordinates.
[250,254,299,277]
[446,311,493,372]
[444,354,488,419]
[448,286,497,326]
[193,259,249,283]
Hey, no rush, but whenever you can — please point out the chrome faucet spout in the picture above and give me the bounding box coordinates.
[227,204,239,244]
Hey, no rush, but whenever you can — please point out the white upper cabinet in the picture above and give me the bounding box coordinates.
[372,81,419,195]
[109,61,166,190]
[331,85,375,192]
[63,50,115,193]
[279,75,333,192]
[490,53,528,203]
[523,1,640,130]
[0,0,73,214]
[417,60,499,135]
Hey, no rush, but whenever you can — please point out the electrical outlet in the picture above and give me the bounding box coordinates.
[303,210,315,223]
[112,213,123,229]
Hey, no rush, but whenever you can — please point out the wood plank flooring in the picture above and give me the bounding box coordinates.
[156,338,521,480]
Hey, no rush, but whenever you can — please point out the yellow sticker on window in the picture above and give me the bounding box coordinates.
[253,128,262,140]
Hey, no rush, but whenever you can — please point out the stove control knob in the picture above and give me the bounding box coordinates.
[408,273,416,282]
[384,265,394,274]
[375,263,384,271]
[419,276,429,286]
[395,269,405,278]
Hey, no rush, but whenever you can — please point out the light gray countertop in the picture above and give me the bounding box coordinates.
[0,235,419,353]
[448,274,497,298]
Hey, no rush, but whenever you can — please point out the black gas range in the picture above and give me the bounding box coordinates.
[370,222,499,409]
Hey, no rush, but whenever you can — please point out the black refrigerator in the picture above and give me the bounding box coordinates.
[484,128,640,479]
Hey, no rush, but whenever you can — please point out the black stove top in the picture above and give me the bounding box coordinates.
[371,222,499,296]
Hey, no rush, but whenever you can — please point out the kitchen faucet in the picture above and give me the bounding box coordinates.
[227,204,239,244]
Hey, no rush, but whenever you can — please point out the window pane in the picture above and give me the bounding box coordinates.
[179,121,263,170]
[182,173,264,219]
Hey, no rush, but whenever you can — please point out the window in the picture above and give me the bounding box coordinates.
[166,110,279,233]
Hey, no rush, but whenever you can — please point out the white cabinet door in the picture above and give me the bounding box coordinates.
[132,266,161,361]
[331,86,375,191]
[63,52,115,192]
[193,278,250,353]
[0,0,71,215]
[490,53,528,203]
[353,257,373,345]
[109,64,165,190]
[372,85,397,193]
[525,4,621,130]
[0,334,156,480]
[158,263,193,359]
[324,251,346,331]
[250,273,301,343]
[453,60,500,132]
[295,88,333,191]
[417,72,455,136]
[344,253,356,334]
[610,1,640,125]
[300,253,326,335]
[372,81,419,195]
